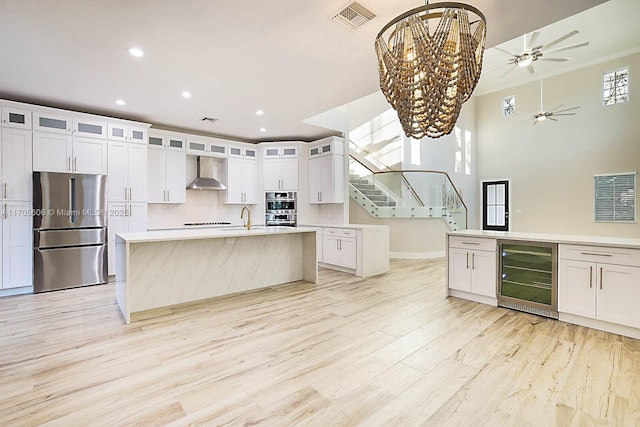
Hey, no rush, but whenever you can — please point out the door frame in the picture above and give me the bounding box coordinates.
[480,178,511,231]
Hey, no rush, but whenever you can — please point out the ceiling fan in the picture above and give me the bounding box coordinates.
[530,79,579,124]
[494,30,589,78]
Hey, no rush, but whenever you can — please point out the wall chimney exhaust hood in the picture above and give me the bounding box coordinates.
[186,156,226,191]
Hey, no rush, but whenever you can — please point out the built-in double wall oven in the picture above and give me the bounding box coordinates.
[265,192,296,227]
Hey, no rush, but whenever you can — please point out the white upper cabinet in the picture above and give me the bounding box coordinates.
[262,144,299,191]
[1,128,32,201]
[187,138,227,157]
[32,132,107,175]
[72,118,107,139]
[147,145,186,204]
[308,137,344,204]
[32,132,73,173]
[148,134,186,151]
[1,106,32,129]
[108,141,147,202]
[226,146,257,204]
[33,111,72,134]
[108,123,148,144]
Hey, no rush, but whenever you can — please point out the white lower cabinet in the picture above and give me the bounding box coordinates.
[1,201,33,289]
[558,244,640,329]
[322,228,356,270]
[447,237,497,301]
[108,202,147,275]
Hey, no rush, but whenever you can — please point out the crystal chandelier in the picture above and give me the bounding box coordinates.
[375,2,487,139]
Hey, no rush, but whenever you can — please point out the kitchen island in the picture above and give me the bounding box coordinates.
[115,227,317,323]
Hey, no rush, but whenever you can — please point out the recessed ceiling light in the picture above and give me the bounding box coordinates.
[181,91,192,98]
[128,47,144,57]
[259,128,266,132]
[115,99,126,106]
[256,110,264,116]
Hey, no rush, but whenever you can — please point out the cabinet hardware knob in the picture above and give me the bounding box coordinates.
[589,266,593,288]
[581,252,612,257]
[466,252,469,269]
[472,253,475,269]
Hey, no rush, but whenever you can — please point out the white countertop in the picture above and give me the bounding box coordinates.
[300,223,388,230]
[448,230,640,249]
[119,226,316,243]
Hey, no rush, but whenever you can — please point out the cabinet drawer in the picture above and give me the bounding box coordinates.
[559,244,640,267]
[325,227,355,238]
[449,236,496,252]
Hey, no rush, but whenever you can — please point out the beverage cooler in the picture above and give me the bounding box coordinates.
[498,240,558,319]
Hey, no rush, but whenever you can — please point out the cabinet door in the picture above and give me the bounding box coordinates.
[308,157,322,204]
[470,250,497,297]
[73,118,107,139]
[279,158,298,191]
[323,235,341,266]
[33,112,72,134]
[226,157,244,204]
[127,144,147,202]
[2,201,33,289]
[448,248,472,292]
[128,203,148,233]
[72,138,107,174]
[147,148,166,203]
[243,160,258,204]
[339,237,357,269]
[319,155,335,203]
[107,141,128,201]
[1,107,32,129]
[1,128,32,201]
[32,132,73,173]
[558,259,596,318]
[164,150,186,203]
[263,147,281,158]
[107,123,128,142]
[597,264,640,328]
[263,159,281,191]
[128,126,147,144]
[107,202,127,276]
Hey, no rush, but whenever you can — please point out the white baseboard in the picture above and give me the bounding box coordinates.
[0,286,33,297]
[390,250,445,259]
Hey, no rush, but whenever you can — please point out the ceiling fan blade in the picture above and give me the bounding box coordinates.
[548,117,558,121]
[493,46,518,57]
[549,104,564,112]
[541,30,579,51]
[526,32,540,51]
[527,64,536,74]
[540,57,570,63]
[500,64,517,78]
[533,120,538,125]
[553,113,577,116]
[554,106,580,113]
[544,41,590,55]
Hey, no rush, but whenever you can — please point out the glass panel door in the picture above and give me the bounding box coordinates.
[483,180,509,231]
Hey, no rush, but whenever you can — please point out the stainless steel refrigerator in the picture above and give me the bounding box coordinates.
[33,172,108,293]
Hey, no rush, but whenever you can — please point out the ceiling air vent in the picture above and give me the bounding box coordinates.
[201,117,218,124]
[331,2,375,31]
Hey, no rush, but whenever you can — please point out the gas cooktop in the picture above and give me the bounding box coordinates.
[183,222,231,226]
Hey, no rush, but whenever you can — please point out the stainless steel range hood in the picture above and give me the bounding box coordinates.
[186,156,226,191]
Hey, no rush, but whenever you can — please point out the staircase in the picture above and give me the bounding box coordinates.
[349,174,396,207]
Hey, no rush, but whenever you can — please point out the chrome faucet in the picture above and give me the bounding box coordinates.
[240,206,251,230]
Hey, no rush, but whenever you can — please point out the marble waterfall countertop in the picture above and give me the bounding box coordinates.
[448,230,640,249]
[115,226,317,323]
[120,226,317,243]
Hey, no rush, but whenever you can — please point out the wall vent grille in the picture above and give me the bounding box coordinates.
[331,2,375,30]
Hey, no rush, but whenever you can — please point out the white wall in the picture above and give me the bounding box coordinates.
[476,52,640,237]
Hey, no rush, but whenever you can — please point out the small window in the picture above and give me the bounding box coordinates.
[594,172,636,222]
[603,67,629,106]
[502,95,515,117]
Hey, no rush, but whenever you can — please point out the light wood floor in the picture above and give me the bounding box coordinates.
[1,259,639,426]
